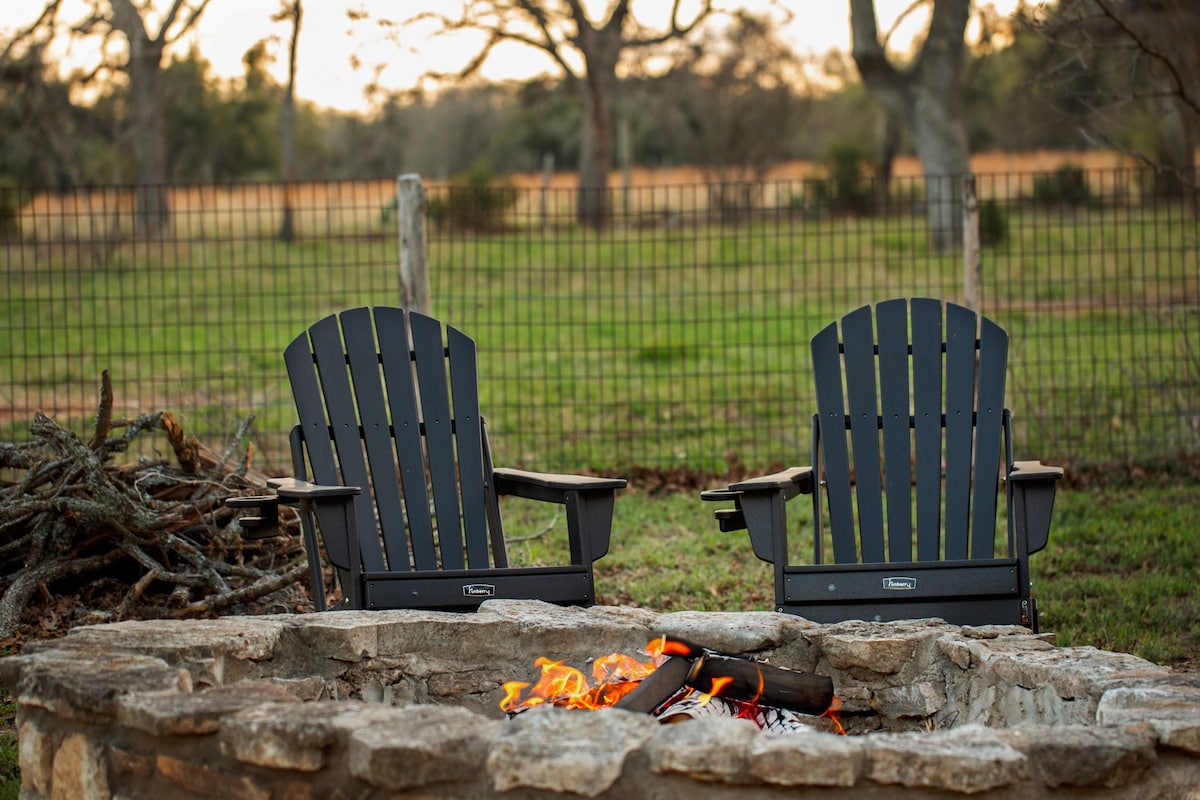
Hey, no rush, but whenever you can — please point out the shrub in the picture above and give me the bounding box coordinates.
[978,198,1008,246]
[427,161,517,233]
[1033,164,1092,207]
[824,143,873,216]
[0,177,20,240]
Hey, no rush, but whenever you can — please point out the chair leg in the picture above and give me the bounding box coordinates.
[299,514,327,612]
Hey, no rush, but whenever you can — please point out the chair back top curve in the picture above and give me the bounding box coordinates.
[284,306,499,575]
[810,297,1010,566]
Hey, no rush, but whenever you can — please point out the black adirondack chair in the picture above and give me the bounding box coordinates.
[702,298,1062,630]
[229,306,626,611]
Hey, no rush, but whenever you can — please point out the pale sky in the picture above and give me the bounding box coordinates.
[5,1,1017,113]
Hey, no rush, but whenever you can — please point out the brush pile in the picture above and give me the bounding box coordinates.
[0,372,307,648]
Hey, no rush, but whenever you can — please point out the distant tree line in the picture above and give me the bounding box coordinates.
[0,1,1192,196]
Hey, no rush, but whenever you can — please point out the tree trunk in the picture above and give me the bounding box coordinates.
[850,0,971,250]
[576,67,613,229]
[910,87,970,249]
[279,1,301,243]
[875,110,901,213]
[112,1,170,237]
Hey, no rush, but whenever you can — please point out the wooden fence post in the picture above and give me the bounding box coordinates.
[397,173,431,316]
[962,174,982,312]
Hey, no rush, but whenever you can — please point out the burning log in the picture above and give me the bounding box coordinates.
[614,637,834,717]
[0,372,307,643]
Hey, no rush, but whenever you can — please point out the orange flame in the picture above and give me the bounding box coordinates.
[820,695,847,735]
[697,674,734,707]
[499,642,668,714]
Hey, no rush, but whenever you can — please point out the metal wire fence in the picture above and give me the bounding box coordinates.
[2,167,1197,475]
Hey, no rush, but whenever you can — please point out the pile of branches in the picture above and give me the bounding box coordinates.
[0,372,306,647]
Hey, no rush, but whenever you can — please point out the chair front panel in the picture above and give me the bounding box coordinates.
[783,559,1022,604]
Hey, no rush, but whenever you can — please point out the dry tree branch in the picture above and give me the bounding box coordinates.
[168,563,308,619]
[0,375,306,641]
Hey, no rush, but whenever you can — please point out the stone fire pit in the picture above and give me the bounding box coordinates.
[2,600,1198,798]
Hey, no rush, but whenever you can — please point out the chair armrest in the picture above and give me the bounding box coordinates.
[492,468,625,563]
[492,468,626,501]
[1009,460,1064,482]
[700,467,814,563]
[728,466,815,496]
[226,478,361,541]
[268,476,362,500]
[1007,461,1062,555]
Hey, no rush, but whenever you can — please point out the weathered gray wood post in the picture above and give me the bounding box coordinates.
[962,174,982,312]
[397,173,431,316]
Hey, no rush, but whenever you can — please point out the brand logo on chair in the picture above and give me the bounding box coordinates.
[462,584,497,598]
[882,577,917,591]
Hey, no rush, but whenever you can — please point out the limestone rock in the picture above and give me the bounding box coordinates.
[118,682,299,735]
[349,705,502,791]
[646,716,760,782]
[748,728,865,786]
[1097,683,1200,756]
[865,724,1027,793]
[1000,723,1158,788]
[487,706,657,796]
[6,650,190,723]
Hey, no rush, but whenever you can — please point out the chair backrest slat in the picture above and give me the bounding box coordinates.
[447,324,493,569]
[375,308,439,571]
[971,317,1009,559]
[304,314,387,572]
[410,312,467,571]
[841,305,886,562]
[811,323,857,563]
[876,298,914,561]
[284,334,357,572]
[340,308,412,572]
[942,304,977,560]
[910,298,944,561]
